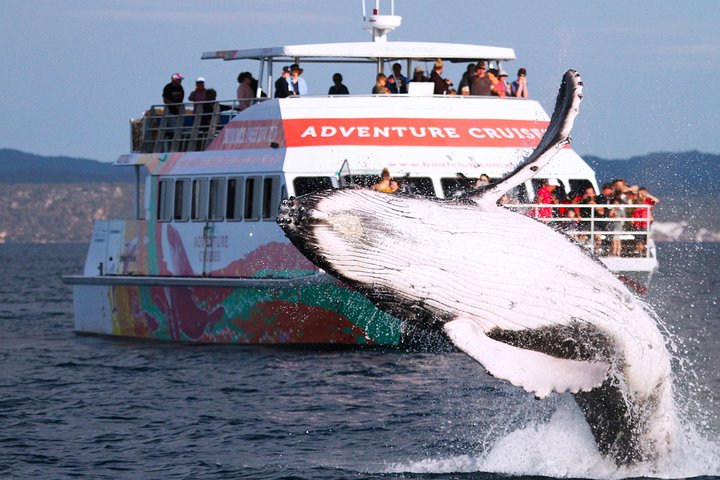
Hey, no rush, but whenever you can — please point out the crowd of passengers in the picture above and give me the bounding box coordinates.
[371,169,658,258]
[369,59,528,97]
[160,58,528,114]
[529,177,659,257]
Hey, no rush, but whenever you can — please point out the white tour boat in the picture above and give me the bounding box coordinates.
[64,3,658,344]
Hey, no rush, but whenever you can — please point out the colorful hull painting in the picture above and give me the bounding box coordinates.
[73,279,403,345]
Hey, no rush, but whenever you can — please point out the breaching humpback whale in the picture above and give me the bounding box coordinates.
[277,70,679,465]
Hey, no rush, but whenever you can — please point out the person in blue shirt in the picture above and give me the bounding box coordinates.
[387,62,408,94]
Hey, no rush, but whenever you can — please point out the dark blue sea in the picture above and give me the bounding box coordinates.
[1,243,718,479]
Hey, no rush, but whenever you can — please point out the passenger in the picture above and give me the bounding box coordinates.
[561,208,581,240]
[457,63,476,92]
[596,183,616,255]
[498,70,509,96]
[470,61,492,96]
[188,77,207,114]
[410,66,428,83]
[475,173,491,188]
[572,185,599,247]
[608,200,623,256]
[328,73,349,95]
[612,178,631,204]
[387,62,408,94]
[487,69,505,98]
[275,66,292,98]
[236,72,255,110]
[389,179,400,192]
[530,178,560,220]
[371,168,393,192]
[460,86,470,96]
[289,64,308,96]
[510,67,529,98]
[612,178,634,255]
[631,187,659,256]
[162,73,185,115]
[200,88,216,126]
[430,59,450,95]
[372,73,390,94]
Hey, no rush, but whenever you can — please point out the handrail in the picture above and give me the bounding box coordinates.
[130,98,267,153]
[505,203,656,259]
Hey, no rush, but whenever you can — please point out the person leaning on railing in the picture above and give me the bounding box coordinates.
[162,73,184,115]
[630,187,659,256]
[528,178,560,220]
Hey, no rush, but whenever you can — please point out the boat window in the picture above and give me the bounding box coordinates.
[399,176,434,196]
[209,177,225,221]
[191,178,209,221]
[441,177,477,198]
[262,176,282,221]
[157,178,174,222]
[293,176,333,196]
[341,174,376,189]
[226,176,244,221]
[173,178,190,221]
[244,176,262,221]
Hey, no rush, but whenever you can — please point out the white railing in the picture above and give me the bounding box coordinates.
[130,98,266,153]
[507,203,655,259]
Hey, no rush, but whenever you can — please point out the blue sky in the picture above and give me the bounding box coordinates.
[2,0,719,163]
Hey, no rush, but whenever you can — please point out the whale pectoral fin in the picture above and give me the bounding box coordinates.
[464,69,583,208]
[444,317,609,398]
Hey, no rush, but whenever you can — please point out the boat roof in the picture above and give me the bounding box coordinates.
[201,41,516,64]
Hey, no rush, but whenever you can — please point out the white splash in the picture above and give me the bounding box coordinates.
[386,403,720,479]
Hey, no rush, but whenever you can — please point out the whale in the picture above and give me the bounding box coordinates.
[276,70,679,465]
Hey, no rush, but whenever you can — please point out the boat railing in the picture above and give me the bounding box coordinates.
[505,203,655,259]
[130,98,266,153]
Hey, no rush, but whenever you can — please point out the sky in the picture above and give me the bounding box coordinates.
[2,0,719,163]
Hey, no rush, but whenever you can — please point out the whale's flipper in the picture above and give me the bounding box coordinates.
[469,69,584,209]
[444,317,609,398]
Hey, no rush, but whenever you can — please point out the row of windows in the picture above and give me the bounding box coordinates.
[156,175,284,222]
[295,175,594,203]
[155,174,597,223]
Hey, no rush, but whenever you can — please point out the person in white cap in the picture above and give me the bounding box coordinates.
[162,73,184,115]
[532,178,561,220]
[189,77,207,114]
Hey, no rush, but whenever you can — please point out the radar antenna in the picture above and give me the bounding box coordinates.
[361,0,402,42]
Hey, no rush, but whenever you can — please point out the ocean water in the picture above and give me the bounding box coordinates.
[0,242,718,479]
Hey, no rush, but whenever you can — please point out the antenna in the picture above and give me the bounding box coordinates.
[361,0,402,42]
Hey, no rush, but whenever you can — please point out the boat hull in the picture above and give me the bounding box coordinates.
[67,276,403,345]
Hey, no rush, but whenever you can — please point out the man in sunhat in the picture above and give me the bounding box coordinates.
[289,63,307,95]
[497,70,509,97]
[470,61,491,96]
[410,66,427,83]
[162,73,184,115]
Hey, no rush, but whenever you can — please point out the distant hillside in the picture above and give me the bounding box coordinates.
[0,183,134,243]
[0,149,133,184]
[586,151,719,198]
